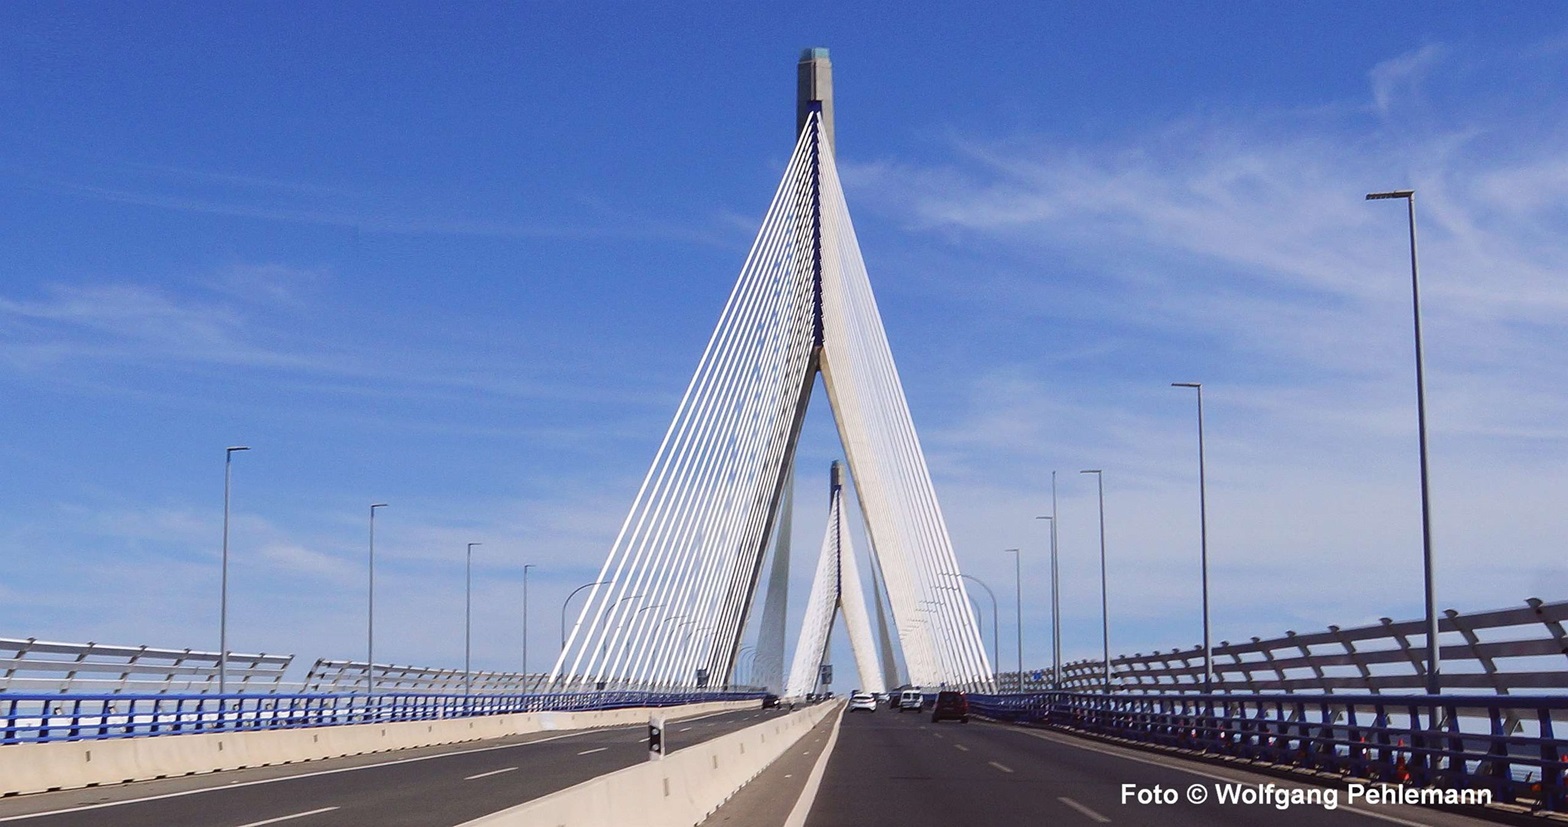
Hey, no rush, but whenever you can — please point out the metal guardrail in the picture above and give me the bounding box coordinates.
[1002,597,1568,695]
[0,638,292,694]
[1,689,764,746]
[301,659,545,694]
[970,691,1568,813]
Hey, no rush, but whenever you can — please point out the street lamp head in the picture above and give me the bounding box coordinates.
[1035,515,1053,522]
[1171,382,1201,389]
[1080,469,1101,475]
[226,446,250,454]
[1366,189,1414,200]
[1004,548,1019,554]
[371,502,388,509]
[468,542,482,552]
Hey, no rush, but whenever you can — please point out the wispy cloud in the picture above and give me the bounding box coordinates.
[841,35,1568,653]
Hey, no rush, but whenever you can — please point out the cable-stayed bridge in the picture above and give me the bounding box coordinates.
[0,49,1562,827]
[547,49,990,697]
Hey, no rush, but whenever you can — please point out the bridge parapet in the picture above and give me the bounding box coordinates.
[1008,597,1568,695]
[970,690,1568,814]
[0,637,291,695]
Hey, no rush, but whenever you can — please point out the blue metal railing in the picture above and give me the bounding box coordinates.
[1,689,763,746]
[969,691,1568,813]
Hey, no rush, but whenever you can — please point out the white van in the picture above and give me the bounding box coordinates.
[897,689,924,712]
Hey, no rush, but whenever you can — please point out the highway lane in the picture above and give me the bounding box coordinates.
[803,709,1504,827]
[0,706,782,827]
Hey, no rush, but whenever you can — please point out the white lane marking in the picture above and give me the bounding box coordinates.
[1058,796,1111,823]
[1009,727,1432,827]
[463,767,518,781]
[988,761,1014,774]
[0,727,599,823]
[0,705,763,823]
[954,744,970,752]
[576,747,608,756]
[783,710,845,827]
[931,732,944,739]
[236,807,341,827]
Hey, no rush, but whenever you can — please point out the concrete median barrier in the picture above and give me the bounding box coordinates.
[461,700,842,827]
[0,699,754,797]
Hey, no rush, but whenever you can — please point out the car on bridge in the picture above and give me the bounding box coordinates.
[930,690,969,723]
[848,692,877,712]
[896,689,924,712]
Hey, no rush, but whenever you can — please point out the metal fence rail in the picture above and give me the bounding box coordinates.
[1005,597,1568,695]
[1,689,763,746]
[0,638,292,695]
[970,691,1568,813]
[301,659,545,694]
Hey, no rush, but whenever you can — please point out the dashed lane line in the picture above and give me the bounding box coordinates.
[576,747,608,756]
[463,767,518,781]
[988,761,1014,774]
[0,707,755,824]
[235,807,340,827]
[1058,796,1111,823]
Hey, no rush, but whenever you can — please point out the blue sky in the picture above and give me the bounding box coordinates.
[2,3,1566,685]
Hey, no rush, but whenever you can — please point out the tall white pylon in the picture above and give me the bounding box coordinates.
[548,48,992,693]
[786,462,885,697]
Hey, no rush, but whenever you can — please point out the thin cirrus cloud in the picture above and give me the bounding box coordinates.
[827,41,1568,649]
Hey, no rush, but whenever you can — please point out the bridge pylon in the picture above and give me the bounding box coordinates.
[549,49,992,693]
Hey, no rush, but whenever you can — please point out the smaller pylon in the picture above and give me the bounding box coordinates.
[784,462,885,697]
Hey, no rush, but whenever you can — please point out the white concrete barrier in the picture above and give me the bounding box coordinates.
[462,700,842,827]
[0,699,755,797]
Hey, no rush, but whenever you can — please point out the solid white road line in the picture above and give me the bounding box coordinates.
[463,767,518,781]
[782,709,845,827]
[1007,727,1435,827]
[1058,796,1111,823]
[0,729,598,823]
[954,744,969,752]
[988,761,1014,774]
[576,747,608,756]
[235,807,341,827]
[0,706,757,824]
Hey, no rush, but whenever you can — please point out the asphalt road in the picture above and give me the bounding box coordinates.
[803,709,1505,827]
[0,706,782,827]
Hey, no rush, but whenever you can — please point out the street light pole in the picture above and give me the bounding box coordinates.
[466,542,481,699]
[1367,188,1440,696]
[1080,470,1110,693]
[1036,470,1060,688]
[561,580,612,651]
[1172,382,1212,693]
[219,446,249,697]
[1005,548,1021,692]
[950,574,998,691]
[368,502,388,697]
[522,563,534,687]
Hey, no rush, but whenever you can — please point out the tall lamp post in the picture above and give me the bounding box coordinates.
[367,502,388,696]
[1036,470,1060,688]
[522,563,534,688]
[948,574,998,690]
[465,542,482,698]
[1035,515,1057,688]
[219,446,249,697]
[1005,548,1022,692]
[1367,188,1440,696]
[1080,470,1111,693]
[561,580,612,651]
[1172,382,1213,693]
